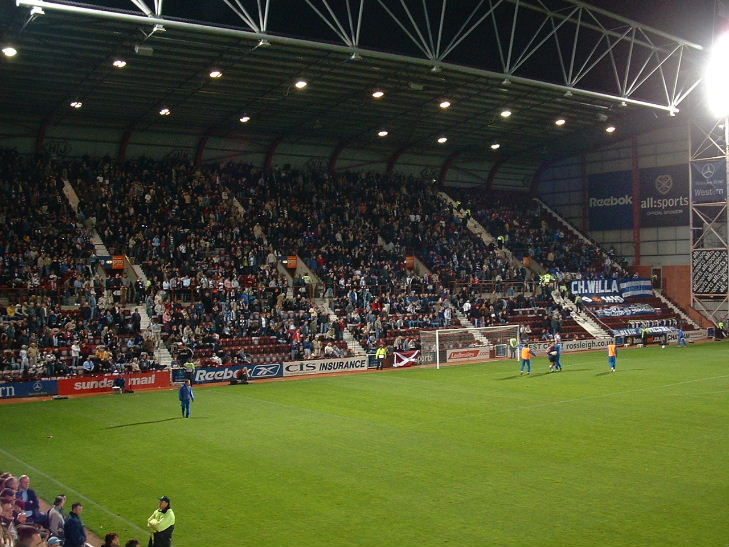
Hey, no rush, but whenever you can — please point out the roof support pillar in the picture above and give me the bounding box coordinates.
[386,146,409,176]
[631,135,642,265]
[118,124,135,162]
[194,136,209,167]
[488,157,508,192]
[264,136,283,173]
[328,141,347,178]
[439,151,461,185]
[35,116,52,154]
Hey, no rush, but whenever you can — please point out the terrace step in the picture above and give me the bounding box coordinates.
[319,301,368,356]
[438,191,536,275]
[552,289,609,338]
[654,290,700,330]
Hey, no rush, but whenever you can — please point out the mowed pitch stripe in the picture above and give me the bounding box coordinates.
[411,374,729,428]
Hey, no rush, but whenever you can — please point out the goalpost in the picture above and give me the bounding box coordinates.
[419,325,521,369]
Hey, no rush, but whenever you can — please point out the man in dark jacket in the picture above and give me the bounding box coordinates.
[63,502,86,547]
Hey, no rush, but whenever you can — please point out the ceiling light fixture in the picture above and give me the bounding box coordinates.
[439,100,451,109]
[372,90,384,99]
[239,114,251,123]
[209,69,223,79]
[377,130,389,137]
[2,45,17,57]
[490,143,501,150]
[69,101,83,109]
[437,136,448,144]
[500,109,512,118]
[555,118,566,126]
[112,59,127,68]
[159,107,171,116]
[605,125,616,133]
[294,79,308,89]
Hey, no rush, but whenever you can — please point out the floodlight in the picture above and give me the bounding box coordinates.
[377,130,388,137]
[2,46,17,57]
[437,136,448,144]
[705,32,729,118]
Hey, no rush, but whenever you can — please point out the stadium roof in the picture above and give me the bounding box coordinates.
[0,0,710,171]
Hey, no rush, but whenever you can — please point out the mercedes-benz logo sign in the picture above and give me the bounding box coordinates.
[655,174,673,195]
[700,162,716,180]
[32,381,43,392]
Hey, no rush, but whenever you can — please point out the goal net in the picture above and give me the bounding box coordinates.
[419,325,520,368]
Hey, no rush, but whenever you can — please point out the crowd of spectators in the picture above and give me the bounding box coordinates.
[1,471,140,547]
[0,149,96,303]
[0,150,617,373]
[454,189,626,279]
[0,301,161,380]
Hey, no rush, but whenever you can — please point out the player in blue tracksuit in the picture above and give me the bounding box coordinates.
[677,328,688,347]
[554,341,562,371]
[178,380,195,418]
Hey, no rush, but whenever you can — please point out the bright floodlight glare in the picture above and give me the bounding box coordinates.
[439,100,451,109]
[500,109,512,118]
[112,59,127,68]
[239,115,251,123]
[606,125,616,133]
[2,46,17,57]
[490,143,501,150]
[295,79,308,89]
[437,136,448,144]
[555,118,566,126]
[372,90,384,98]
[377,130,388,137]
[70,101,82,109]
[209,69,223,78]
[159,107,171,116]
[706,32,729,118]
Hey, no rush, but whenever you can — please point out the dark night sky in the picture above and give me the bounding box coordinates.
[584,0,717,46]
[87,0,718,47]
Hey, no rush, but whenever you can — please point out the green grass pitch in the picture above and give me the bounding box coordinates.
[1,343,727,547]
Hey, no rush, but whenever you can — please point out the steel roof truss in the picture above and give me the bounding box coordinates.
[439,0,505,62]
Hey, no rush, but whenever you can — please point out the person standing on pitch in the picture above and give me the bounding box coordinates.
[520,344,536,375]
[147,496,175,547]
[554,336,562,371]
[608,341,618,372]
[546,342,558,372]
[178,380,194,418]
[508,336,518,359]
[677,328,688,347]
